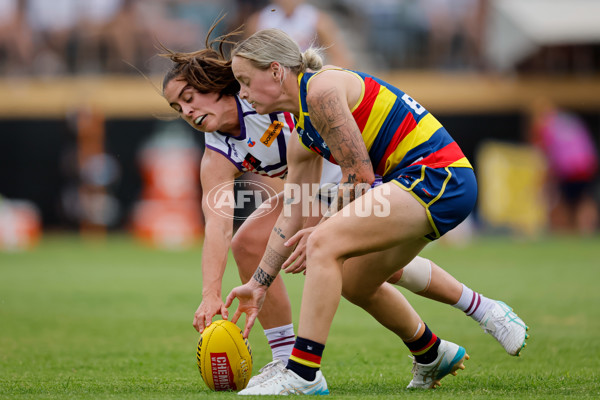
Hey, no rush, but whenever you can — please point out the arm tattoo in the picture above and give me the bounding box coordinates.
[338,183,355,211]
[308,88,372,175]
[253,267,275,287]
[317,91,346,129]
[263,245,288,270]
[273,226,286,239]
[253,245,287,286]
[309,88,373,211]
[284,196,296,205]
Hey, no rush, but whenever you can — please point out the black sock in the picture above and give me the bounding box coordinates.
[404,324,441,364]
[286,336,324,381]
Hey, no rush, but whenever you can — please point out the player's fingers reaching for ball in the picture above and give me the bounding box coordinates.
[220,304,229,321]
[228,302,258,338]
[194,313,213,333]
[193,297,224,333]
[225,281,268,337]
[193,316,202,333]
[230,306,243,325]
[224,287,238,309]
[193,308,211,333]
[243,312,258,338]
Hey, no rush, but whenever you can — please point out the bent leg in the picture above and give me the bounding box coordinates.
[388,257,463,304]
[232,192,292,329]
[386,254,530,356]
[297,183,432,343]
[341,244,427,340]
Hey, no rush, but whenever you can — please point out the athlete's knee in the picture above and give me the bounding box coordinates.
[307,222,352,261]
[342,282,376,308]
[390,256,432,293]
[305,228,347,281]
[231,231,261,281]
[341,285,368,306]
[231,232,250,262]
[305,227,333,262]
[341,271,378,307]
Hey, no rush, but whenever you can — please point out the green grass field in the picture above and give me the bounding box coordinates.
[1,234,599,399]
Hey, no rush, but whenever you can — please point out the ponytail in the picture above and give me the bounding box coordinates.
[301,48,324,72]
[233,28,324,75]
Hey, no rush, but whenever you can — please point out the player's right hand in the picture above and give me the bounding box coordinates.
[225,280,267,338]
[193,294,229,333]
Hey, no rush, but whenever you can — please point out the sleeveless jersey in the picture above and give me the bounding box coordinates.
[295,69,472,181]
[204,96,342,184]
[256,3,319,51]
[204,97,292,178]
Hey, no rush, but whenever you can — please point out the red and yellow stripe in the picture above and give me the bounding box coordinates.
[410,333,439,356]
[353,77,397,152]
[289,348,322,369]
[410,141,472,169]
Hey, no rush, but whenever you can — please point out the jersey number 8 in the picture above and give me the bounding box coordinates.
[402,94,425,115]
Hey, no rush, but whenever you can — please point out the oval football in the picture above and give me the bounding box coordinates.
[196,320,253,391]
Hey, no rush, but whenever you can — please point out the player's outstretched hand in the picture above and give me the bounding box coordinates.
[193,294,229,333]
[282,226,316,274]
[225,281,267,338]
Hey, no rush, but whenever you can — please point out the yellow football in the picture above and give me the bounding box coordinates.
[196,320,253,391]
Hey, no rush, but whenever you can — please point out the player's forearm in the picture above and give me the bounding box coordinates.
[200,219,234,297]
[252,212,304,287]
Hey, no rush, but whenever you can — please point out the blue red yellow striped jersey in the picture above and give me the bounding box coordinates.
[295,69,472,180]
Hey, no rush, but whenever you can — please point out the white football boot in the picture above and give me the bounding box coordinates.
[238,368,329,395]
[246,359,286,388]
[407,339,469,389]
[479,300,529,356]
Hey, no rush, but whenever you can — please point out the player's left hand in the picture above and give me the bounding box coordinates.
[282,226,316,274]
[225,280,267,338]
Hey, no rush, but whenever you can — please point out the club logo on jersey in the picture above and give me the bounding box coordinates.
[260,121,284,147]
[247,138,256,147]
[242,153,262,172]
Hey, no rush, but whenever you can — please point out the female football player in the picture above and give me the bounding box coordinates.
[225,28,529,394]
[161,22,527,391]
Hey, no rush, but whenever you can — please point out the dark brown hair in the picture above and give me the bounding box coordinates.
[160,18,243,99]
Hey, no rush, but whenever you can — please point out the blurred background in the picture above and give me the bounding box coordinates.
[1,0,599,251]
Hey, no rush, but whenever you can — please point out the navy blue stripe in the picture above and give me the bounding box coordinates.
[205,145,243,171]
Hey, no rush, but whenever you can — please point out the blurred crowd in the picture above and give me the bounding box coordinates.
[2,0,598,76]
[342,0,488,71]
[0,1,599,249]
[0,0,241,76]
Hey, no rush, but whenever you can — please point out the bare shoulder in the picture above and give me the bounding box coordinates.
[201,147,240,183]
[307,68,362,109]
[309,67,352,85]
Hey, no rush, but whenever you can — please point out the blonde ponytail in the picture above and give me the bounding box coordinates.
[301,48,324,71]
[233,29,324,75]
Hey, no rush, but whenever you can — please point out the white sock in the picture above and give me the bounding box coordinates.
[452,284,494,322]
[264,323,295,362]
